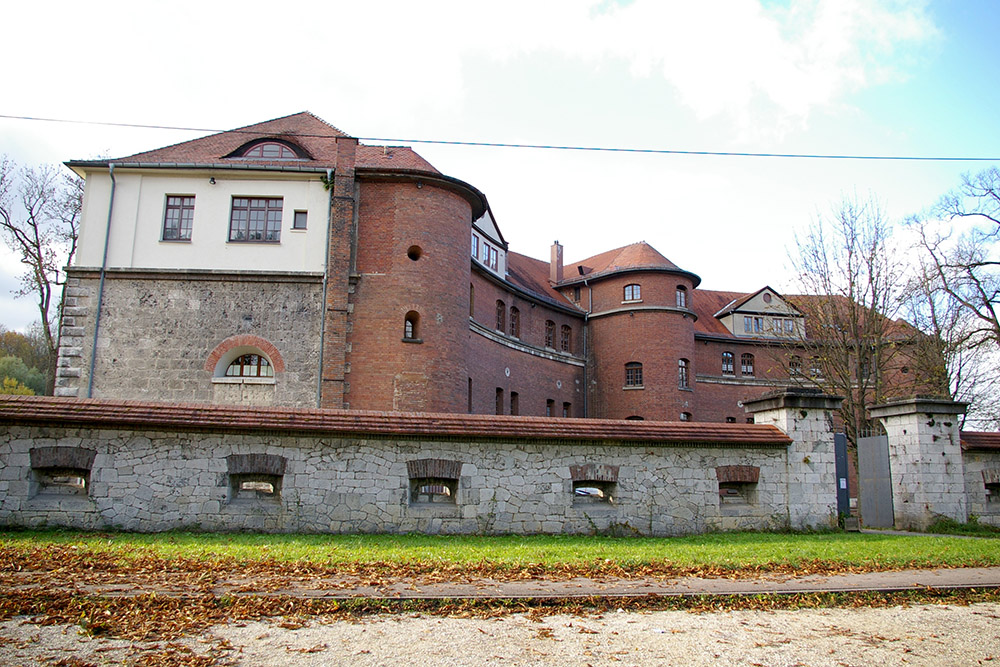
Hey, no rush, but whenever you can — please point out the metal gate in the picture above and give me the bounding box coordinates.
[834,433,850,519]
[857,433,894,528]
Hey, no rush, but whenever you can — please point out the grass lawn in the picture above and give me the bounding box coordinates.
[2,529,999,571]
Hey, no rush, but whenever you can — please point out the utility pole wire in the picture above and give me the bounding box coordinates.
[2,113,999,162]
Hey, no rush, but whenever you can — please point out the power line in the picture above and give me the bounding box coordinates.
[2,112,998,163]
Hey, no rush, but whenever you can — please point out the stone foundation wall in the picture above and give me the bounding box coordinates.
[0,423,797,535]
[55,270,323,407]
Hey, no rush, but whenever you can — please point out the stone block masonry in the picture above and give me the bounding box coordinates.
[0,396,837,535]
[55,269,324,406]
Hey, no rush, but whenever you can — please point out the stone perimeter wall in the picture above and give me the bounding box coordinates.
[0,423,803,535]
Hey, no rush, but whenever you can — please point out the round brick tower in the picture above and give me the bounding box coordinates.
[571,243,701,421]
[346,174,487,413]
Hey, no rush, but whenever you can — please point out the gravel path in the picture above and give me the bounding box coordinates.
[2,602,999,666]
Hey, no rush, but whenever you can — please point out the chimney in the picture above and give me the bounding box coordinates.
[550,240,564,284]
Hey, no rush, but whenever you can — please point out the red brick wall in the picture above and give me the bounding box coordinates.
[468,270,584,416]
[346,179,472,413]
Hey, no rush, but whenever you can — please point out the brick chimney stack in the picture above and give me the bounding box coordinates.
[550,241,564,284]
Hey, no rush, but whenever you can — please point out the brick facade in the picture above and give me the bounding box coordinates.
[54,112,930,427]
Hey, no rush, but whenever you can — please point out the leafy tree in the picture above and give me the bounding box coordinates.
[0,156,82,391]
[0,355,45,395]
[0,376,34,395]
[0,324,49,373]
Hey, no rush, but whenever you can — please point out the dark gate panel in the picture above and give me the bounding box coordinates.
[834,432,850,518]
[857,434,893,528]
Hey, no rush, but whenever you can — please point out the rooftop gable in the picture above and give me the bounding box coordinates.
[714,286,802,318]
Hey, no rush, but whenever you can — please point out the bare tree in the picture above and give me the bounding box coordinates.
[912,167,1000,351]
[0,156,82,391]
[786,195,913,443]
[906,167,1000,428]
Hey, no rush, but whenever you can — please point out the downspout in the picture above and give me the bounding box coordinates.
[582,277,592,418]
[316,168,334,407]
[86,164,116,398]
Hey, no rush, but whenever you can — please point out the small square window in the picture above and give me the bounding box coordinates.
[410,477,458,504]
[230,473,282,501]
[293,210,307,229]
[35,468,90,497]
[573,480,615,504]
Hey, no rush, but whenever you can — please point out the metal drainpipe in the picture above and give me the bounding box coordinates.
[582,277,591,418]
[86,164,116,398]
[316,168,334,408]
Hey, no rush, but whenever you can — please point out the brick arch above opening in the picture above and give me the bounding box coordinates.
[204,335,286,374]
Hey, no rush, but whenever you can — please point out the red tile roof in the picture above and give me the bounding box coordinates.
[962,431,1000,451]
[72,112,440,174]
[562,242,691,283]
[0,396,792,446]
[505,251,580,309]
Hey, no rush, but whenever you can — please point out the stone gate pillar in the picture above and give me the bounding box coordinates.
[868,398,968,530]
[744,388,843,530]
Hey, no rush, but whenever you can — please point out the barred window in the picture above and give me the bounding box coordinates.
[741,353,755,376]
[495,300,505,331]
[544,320,555,348]
[678,358,689,389]
[722,351,734,375]
[560,325,571,352]
[509,306,520,338]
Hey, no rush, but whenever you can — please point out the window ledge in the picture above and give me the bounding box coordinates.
[226,240,281,245]
[623,385,644,390]
[160,239,192,243]
[621,299,643,304]
[679,386,693,392]
[212,376,276,385]
[402,337,423,344]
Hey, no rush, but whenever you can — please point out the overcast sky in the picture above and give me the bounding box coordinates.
[2,0,998,332]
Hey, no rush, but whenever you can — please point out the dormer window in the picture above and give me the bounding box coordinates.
[228,140,308,161]
[244,142,297,159]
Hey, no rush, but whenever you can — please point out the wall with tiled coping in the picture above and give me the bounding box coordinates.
[0,391,844,535]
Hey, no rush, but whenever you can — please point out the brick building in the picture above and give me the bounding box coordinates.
[55,112,906,422]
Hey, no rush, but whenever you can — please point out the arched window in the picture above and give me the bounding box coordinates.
[625,362,643,387]
[241,142,300,159]
[676,285,687,308]
[679,411,692,421]
[810,356,823,378]
[623,283,641,301]
[741,353,755,376]
[544,320,555,348]
[722,351,734,375]
[469,284,475,317]
[625,415,645,421]
[560,325,571,352]
[403,311,420,341]
[495,300,505,331]
[509,306,520,338]
[225,354,274,378]
[678,358,689,389]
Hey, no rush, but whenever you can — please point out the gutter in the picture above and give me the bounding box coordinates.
[86,164,116,398]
